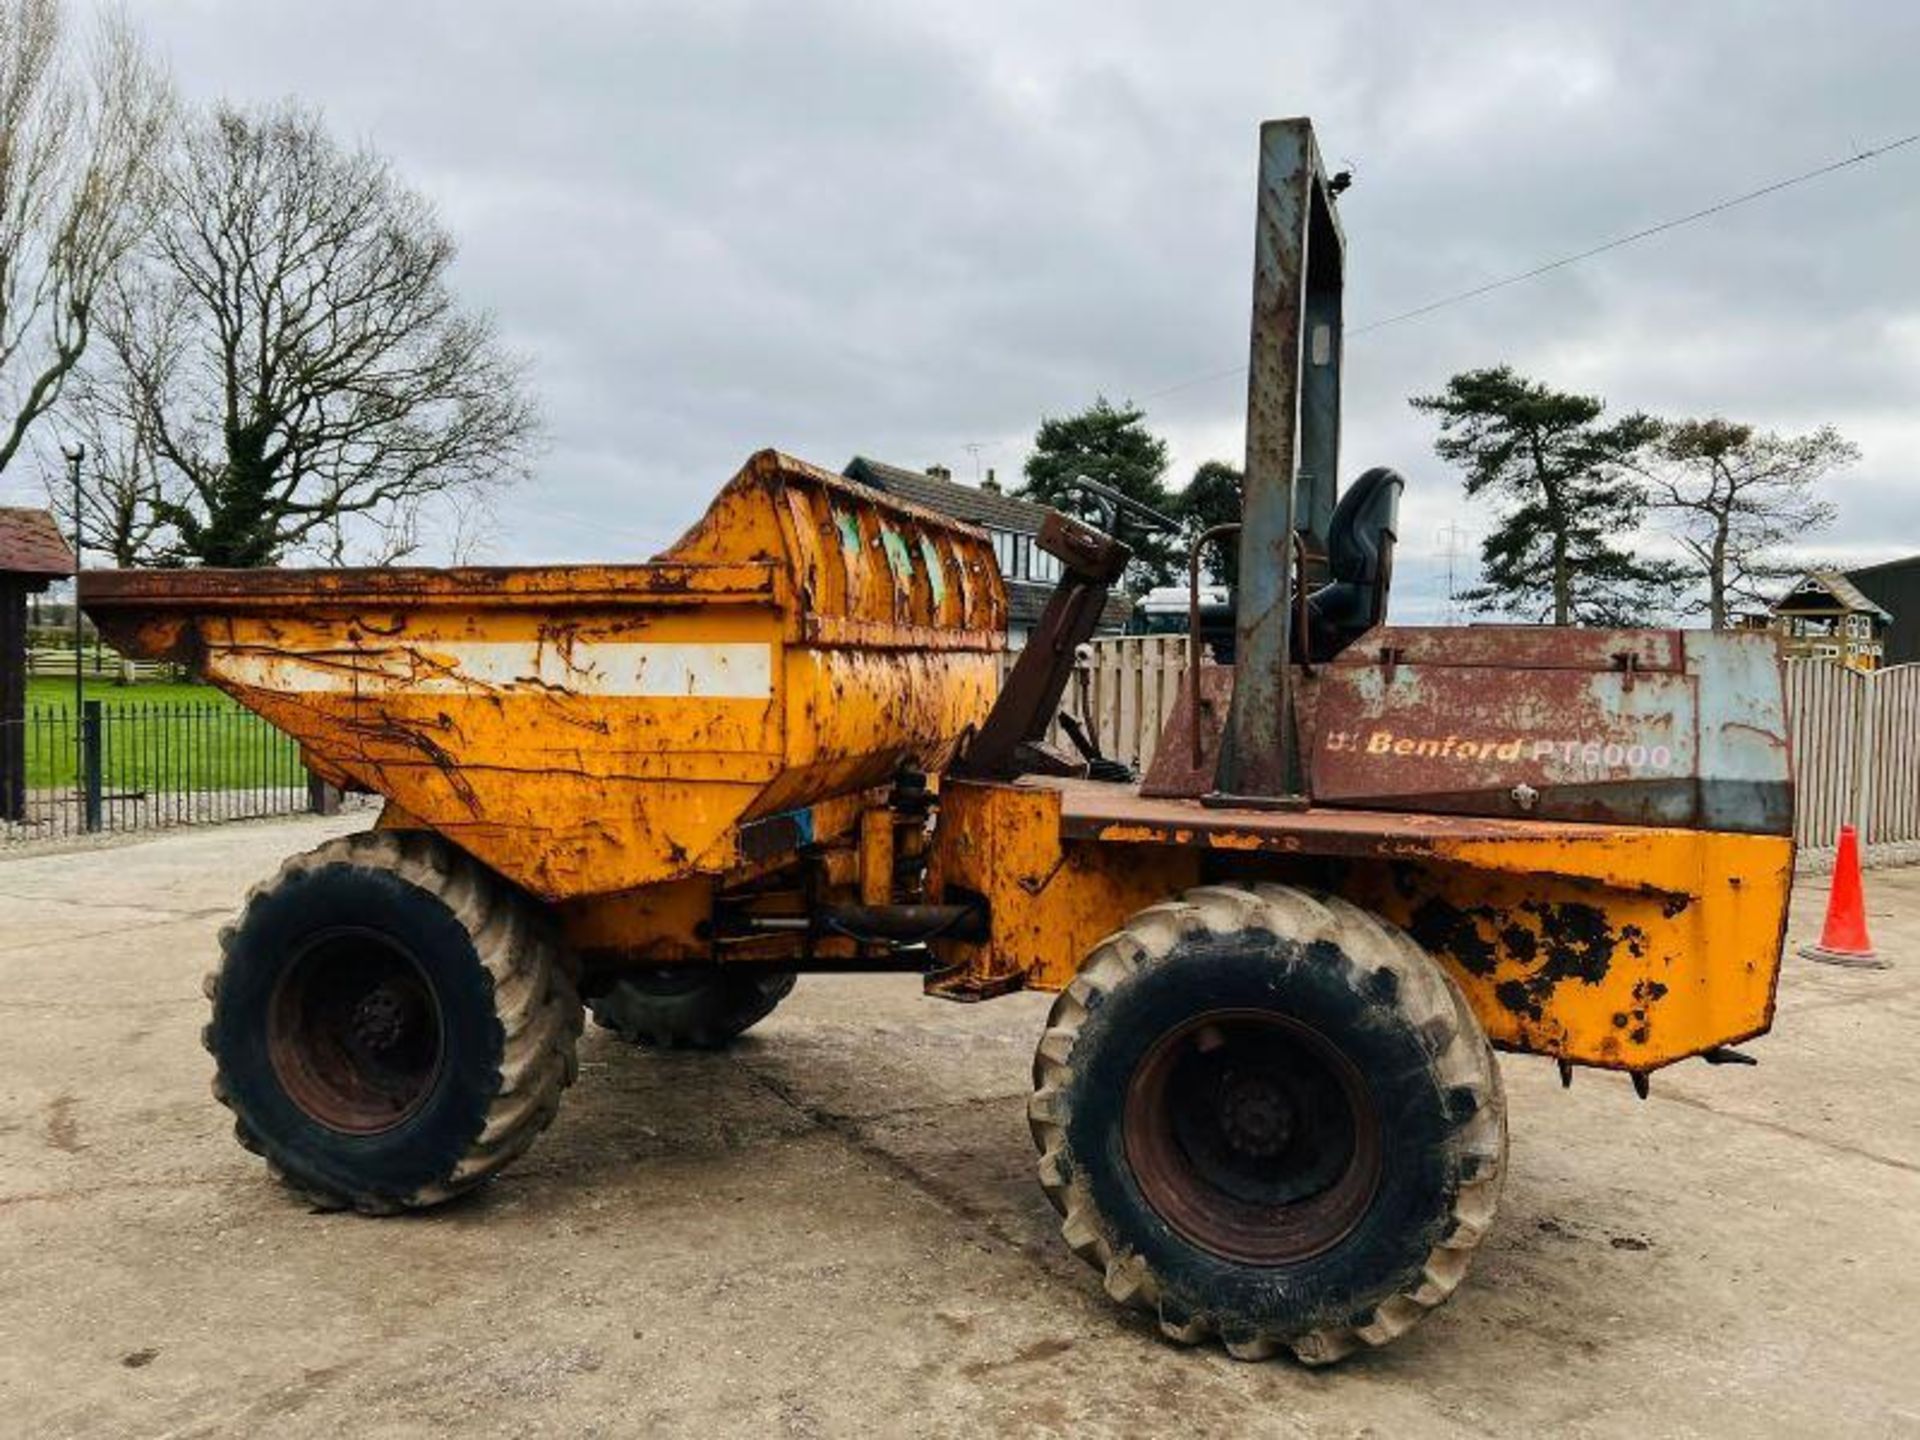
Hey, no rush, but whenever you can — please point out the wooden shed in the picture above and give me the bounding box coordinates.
[1768,570,1892,671]
[1,508,76,820]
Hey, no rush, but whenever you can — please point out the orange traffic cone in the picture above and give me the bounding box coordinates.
[1798,825,1886,968]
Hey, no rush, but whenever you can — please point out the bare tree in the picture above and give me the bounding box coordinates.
[93,100,537,566]
[0,0,171,475]
[443,492,499,565]
[47,276,178,562]
[1646,418,1853,629]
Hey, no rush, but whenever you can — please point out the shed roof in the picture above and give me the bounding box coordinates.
[0,508,75,578]
[1771,570,1893,622]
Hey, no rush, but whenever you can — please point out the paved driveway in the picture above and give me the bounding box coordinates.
[1,815,1915,1437]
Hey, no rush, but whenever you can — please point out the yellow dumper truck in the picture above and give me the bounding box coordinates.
[83,119,1793,1364]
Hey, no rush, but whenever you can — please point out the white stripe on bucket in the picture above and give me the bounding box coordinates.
[213,641,775,699]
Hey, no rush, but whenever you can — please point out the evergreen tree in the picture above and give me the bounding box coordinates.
[1411,367,1676,626]
[1018,397,1176,590]
[1178,460,1243,587]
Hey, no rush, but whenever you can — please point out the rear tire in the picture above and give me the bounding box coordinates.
[1029,884,1506,1364]
[589,968,795,1050]
[204,830,581,1214]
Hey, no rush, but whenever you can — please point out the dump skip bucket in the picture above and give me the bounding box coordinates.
[84,451,1006,899]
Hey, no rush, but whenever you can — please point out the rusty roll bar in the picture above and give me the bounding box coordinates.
[1293,530,1315,681]
[1184,522,1316,778]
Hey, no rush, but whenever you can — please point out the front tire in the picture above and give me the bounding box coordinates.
[1029,884,1506,1364]
[204,830,581,1214]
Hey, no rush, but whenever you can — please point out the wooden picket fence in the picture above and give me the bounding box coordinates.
[999,635,1189,769]
[1007,639,1917,855]
[1785,659,1920,851]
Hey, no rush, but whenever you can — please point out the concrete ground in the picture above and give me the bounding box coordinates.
[1,816,1915,1439]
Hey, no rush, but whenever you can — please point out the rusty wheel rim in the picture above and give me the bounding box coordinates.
[268,928,444,1135]
[1123,1009,1382,1265]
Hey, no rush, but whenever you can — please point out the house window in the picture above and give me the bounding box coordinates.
[1031,549,1060,583]
[1014,534,1032,580]
[991,530,1014,574]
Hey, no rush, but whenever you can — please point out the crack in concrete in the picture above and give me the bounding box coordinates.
[0,907,235,956]
[0,1174,231,1211]
[1651,1088,1920,1177]
[1784,977,1920,1016]
[734,1061,1067,1276]
[730,1083,1030,1129]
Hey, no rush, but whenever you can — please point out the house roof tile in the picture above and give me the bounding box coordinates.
[0,508,76,578]
[843,456,1054,534]
[843,458,1133,632]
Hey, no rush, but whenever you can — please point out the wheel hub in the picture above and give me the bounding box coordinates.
[1124,1009,1382,1265]
[350,986,410,1051]
[268,929,444,1135]
[1218,1073,1293,1158]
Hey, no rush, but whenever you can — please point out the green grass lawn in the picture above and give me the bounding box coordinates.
[17,677,303,792]
[25,677,245,712]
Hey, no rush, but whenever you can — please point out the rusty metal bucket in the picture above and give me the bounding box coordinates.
[83,450,1006,899]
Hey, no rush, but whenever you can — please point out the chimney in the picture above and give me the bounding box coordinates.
[981,468,1001,494]
[926,464,953,482]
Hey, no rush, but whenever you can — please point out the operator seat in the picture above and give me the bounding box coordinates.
[1301,466,1404,663]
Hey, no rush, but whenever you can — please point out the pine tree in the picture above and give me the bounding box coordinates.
[1411,367,1677,626]
[1178,460,1243,587]
[1018,397,1176,590]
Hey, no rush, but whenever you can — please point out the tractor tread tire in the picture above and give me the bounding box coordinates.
[205,830,581,1215]
[589,970,795,1050]
[1028,883,1506,1366]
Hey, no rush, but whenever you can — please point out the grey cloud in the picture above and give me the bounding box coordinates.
[8,0,1913,603]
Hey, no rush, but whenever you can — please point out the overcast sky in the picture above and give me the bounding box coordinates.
[12,0,1918,619]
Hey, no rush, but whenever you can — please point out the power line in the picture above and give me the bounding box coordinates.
[1352,129,1919,335]
[1138,364,1251,404]
[1136,129,1920,402]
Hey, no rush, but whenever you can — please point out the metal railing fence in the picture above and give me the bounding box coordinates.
[1,698,338,844]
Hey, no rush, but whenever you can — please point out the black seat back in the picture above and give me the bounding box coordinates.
[1303,466,1404,661]
[1328,466,1403,586]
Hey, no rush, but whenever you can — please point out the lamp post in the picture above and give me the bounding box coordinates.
[63,444,85,805]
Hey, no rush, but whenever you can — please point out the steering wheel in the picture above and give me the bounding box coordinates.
[1068,476,1180,541]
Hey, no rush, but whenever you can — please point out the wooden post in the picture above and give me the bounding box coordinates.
[81,698,103,833]
[307,771,342,816]
[1853,666,1878,852]
[1,582,24,822]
